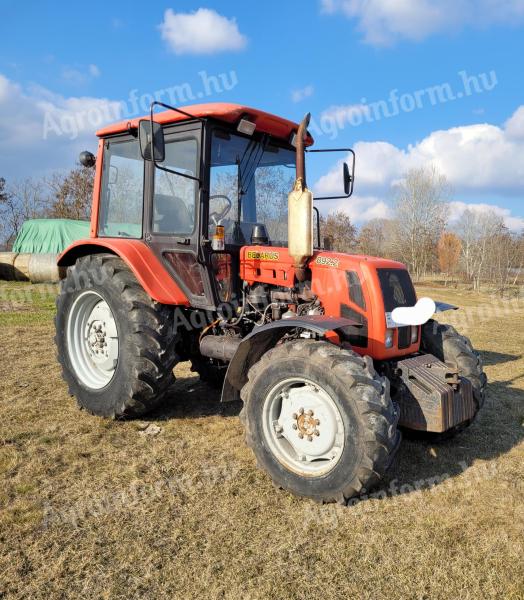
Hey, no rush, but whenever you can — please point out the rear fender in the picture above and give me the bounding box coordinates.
[221,316,361,402]
[57,239,189,306]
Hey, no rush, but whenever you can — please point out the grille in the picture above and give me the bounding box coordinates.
[397,326,411,349]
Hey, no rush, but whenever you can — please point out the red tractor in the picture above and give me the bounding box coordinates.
[55,102,486,503]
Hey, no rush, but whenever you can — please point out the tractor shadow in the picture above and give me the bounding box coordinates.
[381,348,524,501]
[150,366,242,420]
[480,350,522,367]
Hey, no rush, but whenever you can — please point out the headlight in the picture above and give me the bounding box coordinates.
[385,328,394,348]
[411,325,419,344]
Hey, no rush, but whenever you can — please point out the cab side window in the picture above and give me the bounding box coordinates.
[99,139,144,238]
[153,138,198,235]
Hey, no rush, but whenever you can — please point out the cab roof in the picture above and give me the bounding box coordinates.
[96,102,314,145]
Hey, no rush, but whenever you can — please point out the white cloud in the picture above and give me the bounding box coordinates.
[0,73,121,180]
[321,0,524,46]
[159,8,247,55]
[505,105,524,140]
[321,103,370,124]
[88,64,101,78]
[61,63,101,85]
[338,195,392,222]
[316,193,392,224]
[291,85,314,103]
[314,105,524,230]
[448,201,524,231]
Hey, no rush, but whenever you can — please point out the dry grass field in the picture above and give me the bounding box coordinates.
[0,281,522,599]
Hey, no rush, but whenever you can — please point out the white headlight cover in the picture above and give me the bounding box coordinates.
[391,297,436,326]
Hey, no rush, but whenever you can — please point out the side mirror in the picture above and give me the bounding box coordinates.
[139,120,165,162]
[79,150,96,168]
[343,162,351,195]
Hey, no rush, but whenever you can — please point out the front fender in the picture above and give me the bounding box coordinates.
[58,238,189,306]
[434,301,459,312]
[221,316,360,402]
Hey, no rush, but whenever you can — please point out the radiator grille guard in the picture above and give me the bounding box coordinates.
[395,354,477,433]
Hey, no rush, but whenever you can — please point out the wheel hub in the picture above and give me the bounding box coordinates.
[67,291,119,389]
[87,320,108,357]
[292,407,320,441]
[263,378,345,477]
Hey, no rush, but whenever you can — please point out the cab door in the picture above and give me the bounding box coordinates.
[144,121,215,310]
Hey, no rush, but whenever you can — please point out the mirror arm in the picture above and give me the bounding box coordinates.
[307,148,355,200]
[313,206,321,248]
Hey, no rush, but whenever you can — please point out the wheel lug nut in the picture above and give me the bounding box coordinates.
[298,433,304,439]
[292,424,297,430]
[307,409,314,416]
[299,408,304,415]
[314,430,320,436]
[307,435,313,442]
[315,419,320,426]
[292,413,297,419]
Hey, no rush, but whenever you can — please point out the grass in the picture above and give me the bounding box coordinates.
[0,281,522,599]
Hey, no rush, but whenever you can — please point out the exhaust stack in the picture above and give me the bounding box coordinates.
[288,113,313,282]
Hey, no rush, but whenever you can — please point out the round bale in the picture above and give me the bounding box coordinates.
[28,253,63,283]
[0,252,18,280]
[13,253,31,281]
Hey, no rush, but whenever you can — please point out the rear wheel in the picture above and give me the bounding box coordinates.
[421,319,487,437]
[240,340,400,503]
[55,254,179,418]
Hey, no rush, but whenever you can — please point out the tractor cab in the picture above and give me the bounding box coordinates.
[87,102,352,312]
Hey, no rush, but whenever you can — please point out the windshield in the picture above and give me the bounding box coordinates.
[209,129,296,245]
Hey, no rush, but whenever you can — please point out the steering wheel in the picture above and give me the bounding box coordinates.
[209,195,232,225]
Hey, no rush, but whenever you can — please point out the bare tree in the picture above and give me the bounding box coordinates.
[0,177,47,248]
[46,166,94,220]
[485,228,523,295]
[438,232,462,284]
[357,218,403,260]
[455,209,505,291]
[393,166,449,280]
[320,210,357,253]
[358,218,387,257]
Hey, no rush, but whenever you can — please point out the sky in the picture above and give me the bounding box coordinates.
[1,0,523,231]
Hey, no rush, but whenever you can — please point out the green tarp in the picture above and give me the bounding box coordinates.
[13,219,91,254]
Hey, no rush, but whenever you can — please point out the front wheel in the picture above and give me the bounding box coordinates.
[420,319,487,438]
[240,340,400,503]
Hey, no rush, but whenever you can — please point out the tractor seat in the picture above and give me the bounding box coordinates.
[153,194,194,234]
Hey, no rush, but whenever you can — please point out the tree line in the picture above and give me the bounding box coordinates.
[0,167,94,249]
[321,166,523,295]
[1,163,522,294]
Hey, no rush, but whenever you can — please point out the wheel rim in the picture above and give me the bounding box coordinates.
[262,377,345,477]
[67,291,119,390]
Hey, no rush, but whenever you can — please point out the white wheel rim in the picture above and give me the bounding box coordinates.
[262,377,345,477]
[67,291,119,390]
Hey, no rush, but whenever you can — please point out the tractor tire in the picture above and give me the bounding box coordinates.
[55,254,179,418]
[190,357,227,389]
[420,319,487,438]
[239,339,401,504]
